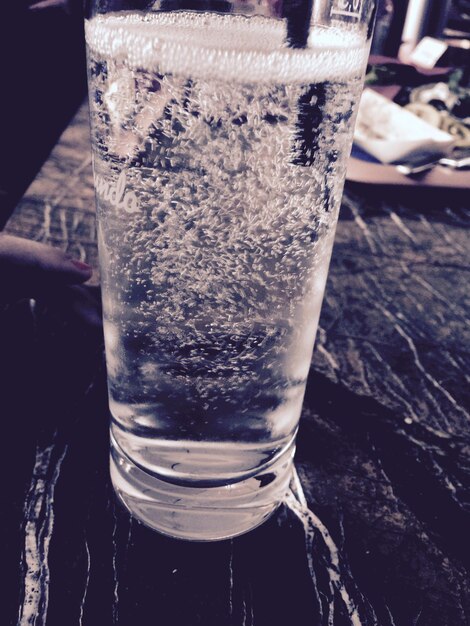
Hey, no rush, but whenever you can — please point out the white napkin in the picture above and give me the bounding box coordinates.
[354,89,455,164]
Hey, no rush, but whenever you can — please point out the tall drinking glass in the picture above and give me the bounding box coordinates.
[85,0,376,540]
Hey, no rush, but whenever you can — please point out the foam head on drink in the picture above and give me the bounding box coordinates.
[85,11,368,537]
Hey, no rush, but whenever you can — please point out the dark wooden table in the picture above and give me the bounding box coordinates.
[2,101,470,626]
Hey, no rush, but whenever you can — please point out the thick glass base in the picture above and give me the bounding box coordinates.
[110,437,295,541]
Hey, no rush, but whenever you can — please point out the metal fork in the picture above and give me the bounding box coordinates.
[396,151,470,176]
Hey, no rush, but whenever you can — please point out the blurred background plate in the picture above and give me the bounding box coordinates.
[346,143,470,187]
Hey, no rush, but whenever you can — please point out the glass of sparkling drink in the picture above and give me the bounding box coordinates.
[85,0,376,540]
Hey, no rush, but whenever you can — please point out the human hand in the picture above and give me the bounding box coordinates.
[0,234,101,326]
[28,0,80,15]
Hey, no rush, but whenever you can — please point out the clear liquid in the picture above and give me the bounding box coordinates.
[86,12,367,486]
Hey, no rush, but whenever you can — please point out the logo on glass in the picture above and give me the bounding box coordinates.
[330,0,363,20]
[94,170,139,214]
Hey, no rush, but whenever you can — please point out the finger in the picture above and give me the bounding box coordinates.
[0,234,93,300]
[29,0,70,12]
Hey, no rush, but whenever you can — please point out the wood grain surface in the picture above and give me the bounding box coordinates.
[2,101,470,626]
